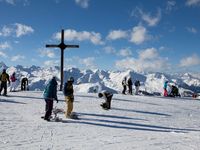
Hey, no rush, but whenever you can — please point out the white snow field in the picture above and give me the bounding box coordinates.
[0,91,200,150]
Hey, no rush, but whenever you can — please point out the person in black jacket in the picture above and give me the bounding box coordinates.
[127,77,133,95]
[134,80,140,95]
[98,91,113,110]
[122,77,127,94]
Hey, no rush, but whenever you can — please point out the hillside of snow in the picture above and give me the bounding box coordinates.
[0,62,200,97]
[0,91,200,149]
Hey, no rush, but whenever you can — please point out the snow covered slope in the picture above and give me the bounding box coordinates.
[0,91,200,149]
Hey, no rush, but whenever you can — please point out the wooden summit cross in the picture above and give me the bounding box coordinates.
[46,29,79,91]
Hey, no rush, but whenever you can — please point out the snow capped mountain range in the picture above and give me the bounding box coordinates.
[1,61,200,96]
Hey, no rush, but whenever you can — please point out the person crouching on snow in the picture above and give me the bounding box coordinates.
[63,77,74,118]
[98,91,113,110]
[43,77,58,121]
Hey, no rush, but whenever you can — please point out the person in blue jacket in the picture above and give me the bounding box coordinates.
[43,77,58,121]
[163,81,168,96]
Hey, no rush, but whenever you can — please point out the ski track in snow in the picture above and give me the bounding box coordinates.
[0,91,200,150]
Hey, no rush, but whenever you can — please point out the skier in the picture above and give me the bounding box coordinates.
[10,72,17,92]
[127,77,133,95]
[0,69,10,96]
[63,77,75,118]
[134,80,140,95]
[122,77,127,94]
[98,91,113,110]
[21,77,28,91]
[43,77,58,121]
[163,81,168,97]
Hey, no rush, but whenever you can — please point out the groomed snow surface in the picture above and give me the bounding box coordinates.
[1,91,200,150]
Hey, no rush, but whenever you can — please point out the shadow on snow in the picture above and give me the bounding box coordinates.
[0,98,26,104]
[112,107,171,117]
[61,112,200,133]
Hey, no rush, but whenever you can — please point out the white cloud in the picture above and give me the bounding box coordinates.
[139,48,158,60]
[79,57,96,69]
[115,47,169,72]
[0,26,13,37]
[0,23,34,37]
[186,27,198,34]
[186,0,200,6]
[141,9,161,27]
[118,48,132,57]
[132,8,161,27]
[104,46,116,54]
[0,42,11,50]
[11,55,25,61]
[115,57,169,73]
[106,30,128,40]
[0,51,8,58]
[75,0,90,8]
[54,29,104,45]
[1,0,15,5]
[39,49,55,58]
[0,0,29,5]
[130,25,150,45]
[15,23,34,37]
[179,54,200,67]
[166,1,176,12]
[44,60,59,67]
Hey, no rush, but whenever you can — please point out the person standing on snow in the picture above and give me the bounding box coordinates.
[10,72,17,92]
[63,77,75,118]
[122,77,127,94]
[163,81,168,97]
[134,80,140,95]
[43,77,58,121]
[127,77,133,95]
[0,69,10,96]
[98,91,113,110]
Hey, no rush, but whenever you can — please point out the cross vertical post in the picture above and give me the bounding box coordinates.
[46,29,79,91]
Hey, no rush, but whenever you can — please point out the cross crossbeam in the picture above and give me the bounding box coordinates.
[46,29,79,91]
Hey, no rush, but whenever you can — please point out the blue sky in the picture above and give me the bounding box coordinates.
[0,0,200,73]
